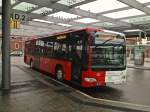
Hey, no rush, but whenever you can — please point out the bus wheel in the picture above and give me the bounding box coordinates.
[30,61,33,68]
[56,68,63,81]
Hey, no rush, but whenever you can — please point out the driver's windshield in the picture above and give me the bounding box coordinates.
[93,31,125,45]
[90,31,126,69]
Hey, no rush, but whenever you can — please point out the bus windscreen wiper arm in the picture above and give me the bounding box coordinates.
[94,38,114,48]
[101,38,114,45]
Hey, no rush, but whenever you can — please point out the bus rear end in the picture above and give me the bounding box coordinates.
[81,29,126,87]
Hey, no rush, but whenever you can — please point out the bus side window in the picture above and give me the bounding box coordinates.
[30,41,35,55]
[62,43,67,58]
[82,42,88,70]
[69,40,83,60]
[76,41,83,59]
[53,42,61,57]
[36,40,41,56]
[53,42,57,56]
[68,45,73,59]
[47,42,53,57]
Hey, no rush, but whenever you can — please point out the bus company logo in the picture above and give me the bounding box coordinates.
[97,73,101,76]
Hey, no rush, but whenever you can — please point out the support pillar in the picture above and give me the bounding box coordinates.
[1,0,11,90]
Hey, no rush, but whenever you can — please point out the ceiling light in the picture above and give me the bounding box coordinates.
[33,19,53,24]
[48,11,80,19]
[123,29,142,32]
[75,18,99,23]
[57,23,72,27]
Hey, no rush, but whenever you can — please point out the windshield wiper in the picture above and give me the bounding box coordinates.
[101,38,114,45]
[94,39,114,48]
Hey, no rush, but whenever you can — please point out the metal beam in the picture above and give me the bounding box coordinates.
[98,2,150,15]
[18,0,131,26]
[18,0,97,16]
[0,6,97,31]
[1,0,11,90]
[99,7,131,15]
[107,23,150,32]
[117,0,150,15]
[43,0,97,16]
[26,6,43,14]
[1,0,150,36]
[26,21,65,30]
[23,21,67,30]
[10,27,59,36]
[69,0,96,7]
[26,0,60,14]
[0,6,71,31]
[0,6,95,28]
[11,1,21,8]
[69,8,130,26]
[117,14,148,20]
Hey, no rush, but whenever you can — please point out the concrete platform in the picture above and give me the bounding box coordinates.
[0,57,125,112]
[0,57,150,112]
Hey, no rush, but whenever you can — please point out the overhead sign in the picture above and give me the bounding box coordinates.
[10,19,20,29]
[11,12,29,22]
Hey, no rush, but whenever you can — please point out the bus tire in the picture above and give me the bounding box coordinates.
[56,67,63,81]
[30,60,33,68]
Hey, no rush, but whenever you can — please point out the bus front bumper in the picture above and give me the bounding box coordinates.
[105,70,126,85]
[81,74,105,87]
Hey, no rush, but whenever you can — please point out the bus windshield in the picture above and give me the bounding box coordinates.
[90,31,126,70]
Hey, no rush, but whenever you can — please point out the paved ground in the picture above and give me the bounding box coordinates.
[0,56,126,112]
[82,68,150,106]
[0,56,150,112]
[127,58,150,70]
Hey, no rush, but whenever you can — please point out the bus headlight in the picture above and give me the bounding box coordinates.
[84,78,97,82]
[122,75,126,79]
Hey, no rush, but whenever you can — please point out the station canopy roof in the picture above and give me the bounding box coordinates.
[0,0,150,36]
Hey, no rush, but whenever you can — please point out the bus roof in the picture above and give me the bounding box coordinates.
[52,28,102,36]
[51,28,124,36]
[103,29,125,36]
[25,28,124,42]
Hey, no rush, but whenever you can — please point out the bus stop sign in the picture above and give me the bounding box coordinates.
[11,12,29,22]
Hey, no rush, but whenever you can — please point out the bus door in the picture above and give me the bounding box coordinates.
[70,43,82,84]
[34,46,40,69]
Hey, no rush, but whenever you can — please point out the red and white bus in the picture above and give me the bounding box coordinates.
[24,28,126,87]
